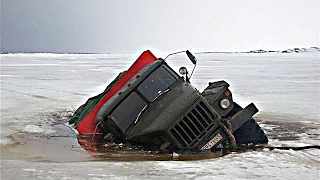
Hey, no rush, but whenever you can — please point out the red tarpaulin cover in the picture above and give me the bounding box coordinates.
[77,50,157,134]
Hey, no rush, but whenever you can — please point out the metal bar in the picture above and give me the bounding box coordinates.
[229,103,259,132]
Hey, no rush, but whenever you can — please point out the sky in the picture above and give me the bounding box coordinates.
[1,0,319,54]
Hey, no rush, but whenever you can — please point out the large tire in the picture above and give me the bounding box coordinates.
[225,103,268,145]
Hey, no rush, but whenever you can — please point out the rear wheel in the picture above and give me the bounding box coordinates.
[225,103,268,145]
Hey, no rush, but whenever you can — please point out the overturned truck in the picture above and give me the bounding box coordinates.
[69,50,268,152]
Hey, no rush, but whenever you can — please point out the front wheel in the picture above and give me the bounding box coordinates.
[225,103,268,145]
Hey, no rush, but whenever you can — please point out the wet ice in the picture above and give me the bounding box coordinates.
[1,51,319,179]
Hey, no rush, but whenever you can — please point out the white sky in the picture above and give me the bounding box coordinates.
[1,0,319,53]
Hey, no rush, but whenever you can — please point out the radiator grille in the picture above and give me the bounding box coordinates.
[170,101,217,148]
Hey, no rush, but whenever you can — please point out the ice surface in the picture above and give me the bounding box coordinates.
[0,137,15,145]
[22,125,56,134]
[1,51,319,179]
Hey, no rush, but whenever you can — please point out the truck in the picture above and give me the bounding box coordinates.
[70,50,268,152]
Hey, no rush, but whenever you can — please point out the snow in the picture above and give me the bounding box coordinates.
[1,51,319,179]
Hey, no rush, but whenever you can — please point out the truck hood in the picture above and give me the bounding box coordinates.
[125,81,200,141]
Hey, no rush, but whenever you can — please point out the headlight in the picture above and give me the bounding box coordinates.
[220,99,230,109]
[179,67,188,75]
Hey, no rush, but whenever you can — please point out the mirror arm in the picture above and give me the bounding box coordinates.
[164,51,186,60]
[189,64,196,80]
[186,74,190,83]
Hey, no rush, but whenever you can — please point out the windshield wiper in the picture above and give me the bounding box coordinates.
[134,105,148,124]
[153,88,170,102]
[134,88,171,125]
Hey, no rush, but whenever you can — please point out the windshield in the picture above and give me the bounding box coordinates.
[109,92,147,133]
[109,65,177,133]
[137,66,177,102]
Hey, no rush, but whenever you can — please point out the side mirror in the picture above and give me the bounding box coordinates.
[186,50,197,65]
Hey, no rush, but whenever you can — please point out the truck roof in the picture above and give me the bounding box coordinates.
[95,60,164,125]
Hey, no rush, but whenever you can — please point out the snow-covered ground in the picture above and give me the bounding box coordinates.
[1,51,319,179]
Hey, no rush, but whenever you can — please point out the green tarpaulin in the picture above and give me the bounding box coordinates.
[69,71,126,128]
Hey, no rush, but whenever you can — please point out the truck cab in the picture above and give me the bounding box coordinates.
[94,52,268,151]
